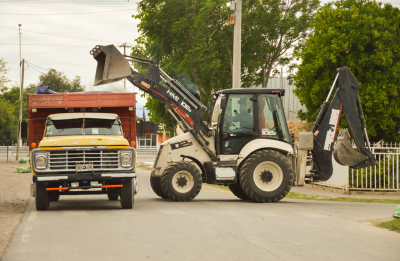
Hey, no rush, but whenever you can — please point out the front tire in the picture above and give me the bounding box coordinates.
[120,179,134,209]
[49,193,60,201]
[239,150,293,203]
[161,162,202,202]
[150,172,168,199]
[35,183,50,210]
[107,189,119,200]
[229,183,249,200]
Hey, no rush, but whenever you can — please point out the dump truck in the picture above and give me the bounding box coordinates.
[21,91,138,210]
[90,44,376,203]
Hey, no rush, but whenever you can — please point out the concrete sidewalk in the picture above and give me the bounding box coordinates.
[291,185,400,200]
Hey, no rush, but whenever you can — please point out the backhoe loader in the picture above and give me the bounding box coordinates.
[90,44,376,203]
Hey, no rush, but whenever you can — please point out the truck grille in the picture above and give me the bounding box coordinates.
[49,150,120,171]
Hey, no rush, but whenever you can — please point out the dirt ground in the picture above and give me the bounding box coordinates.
[0,161,32,259]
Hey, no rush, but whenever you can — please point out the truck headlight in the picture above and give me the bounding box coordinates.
[121,151,132,167]
[35,153,48,169]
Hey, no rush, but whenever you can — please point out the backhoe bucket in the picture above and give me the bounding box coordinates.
[90,45,131,86]
[333,130,369,167]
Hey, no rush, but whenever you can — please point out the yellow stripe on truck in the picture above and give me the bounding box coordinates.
[39,147,62,150]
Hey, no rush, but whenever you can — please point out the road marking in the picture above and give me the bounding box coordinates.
[21,232,30,243]
[24,226,33,231]
[28,211,37,221]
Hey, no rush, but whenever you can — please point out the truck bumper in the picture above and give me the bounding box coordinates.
[31,174,139,197]
[33,172,136,182]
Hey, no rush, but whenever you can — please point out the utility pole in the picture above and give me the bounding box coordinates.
[118,42,132,92]
[16,24,23,161]
[232,0,242,89]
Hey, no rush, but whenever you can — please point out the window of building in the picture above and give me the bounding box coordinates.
[138,134,157,148]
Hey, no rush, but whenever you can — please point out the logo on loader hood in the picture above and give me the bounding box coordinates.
[170,140,193,150]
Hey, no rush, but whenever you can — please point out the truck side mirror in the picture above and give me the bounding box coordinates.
[19,120,27,139]
[220,97,227,109]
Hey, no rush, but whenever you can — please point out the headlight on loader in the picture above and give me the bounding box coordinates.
[121,151,132,167]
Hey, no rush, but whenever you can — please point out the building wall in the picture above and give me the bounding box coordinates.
[267,77,306,122]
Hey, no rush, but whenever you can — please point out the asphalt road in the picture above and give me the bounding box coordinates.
[2,169,400,261]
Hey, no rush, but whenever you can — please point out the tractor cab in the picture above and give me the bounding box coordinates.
[209,89,291,156]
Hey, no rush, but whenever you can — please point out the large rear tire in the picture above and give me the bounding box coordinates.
[239,150,293,203]
[35,183,50,210]
[161,162,202,202]
[228,183,249,200]
[150,171,168,199]
[120,179,134,209]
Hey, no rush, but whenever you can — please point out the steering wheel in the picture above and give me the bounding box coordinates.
[224,119,236,129]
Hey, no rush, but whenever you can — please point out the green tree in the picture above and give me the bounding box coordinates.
[133,0,318,135]
[292,0,400,142]
[0,58,10,89]
[0,99,17,146]
[28,69,85,93]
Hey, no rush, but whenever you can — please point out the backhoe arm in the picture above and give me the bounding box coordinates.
[311,67,376,181]
[90,45,212,137]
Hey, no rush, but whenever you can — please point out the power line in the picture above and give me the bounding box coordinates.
[0,25,132,44]
[26,60,93,66]
[0,1,138,4]
[0,8,137,15]
[0,43,93,46]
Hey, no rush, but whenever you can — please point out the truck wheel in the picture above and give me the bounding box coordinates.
[150,172,168,199]
[107,189,119,200]
[120,179,134,209]
[239,150,293,203]
[161,162,202,202]
[228,183,249,200]
[49,193,60,201]
[35,183,50,210]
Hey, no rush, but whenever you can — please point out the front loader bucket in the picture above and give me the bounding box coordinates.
[90,45,131,86]
[333,130,368,167]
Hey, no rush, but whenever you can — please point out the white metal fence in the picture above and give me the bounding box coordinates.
[349,142,400,191]
[0,146,29,160]
[315,142,400,192]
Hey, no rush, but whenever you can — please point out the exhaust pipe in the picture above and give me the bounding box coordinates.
[90,45,131,86]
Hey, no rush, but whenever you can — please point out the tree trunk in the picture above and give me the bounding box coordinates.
[262,67,273,88]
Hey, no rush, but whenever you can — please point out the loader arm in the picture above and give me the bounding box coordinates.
[311,67,376,181]
[90,45,217,160]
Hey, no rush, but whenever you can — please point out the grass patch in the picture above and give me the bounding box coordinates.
[136,163,152,171]
[287,192,400,204]
[201,187,400,204]
[376,219,400,233]
[203,184,230,190]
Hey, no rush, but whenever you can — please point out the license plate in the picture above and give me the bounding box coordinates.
[76,162,93,172]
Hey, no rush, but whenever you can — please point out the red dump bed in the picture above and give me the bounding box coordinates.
[27,92,136,151]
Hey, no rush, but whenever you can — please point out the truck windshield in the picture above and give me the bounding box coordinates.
[45,118,122,137]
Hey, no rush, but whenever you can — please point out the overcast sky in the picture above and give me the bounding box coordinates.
[1,0,400,117]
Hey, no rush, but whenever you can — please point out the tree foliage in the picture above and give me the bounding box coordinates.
[0,67,85,145]
[27,69,85,93]
[0,58,10,89]
[292,0,400,142]
[132,0,318,135]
